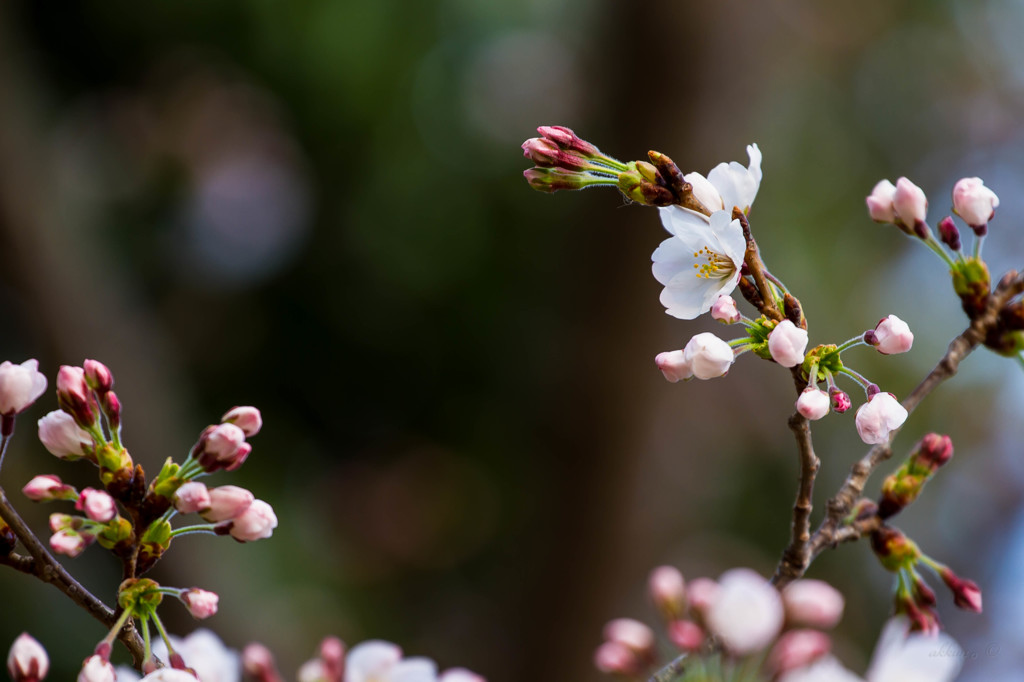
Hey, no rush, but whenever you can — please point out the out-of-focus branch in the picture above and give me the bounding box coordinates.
[648,653,688,682]
[771,412,820,585]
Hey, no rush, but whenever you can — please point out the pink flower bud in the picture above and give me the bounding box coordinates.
[536,125,599,156]
[648,566,686,619]
[320,636,345,682]
[83,360,113,393]
[22,475,74,502]
[683,332,735,380]
[796,388,830,420]
[181,588,219,619]
[221,406,263,437]
[654,350,692,383]
[50,529,87,557]
[893,177,928,229]
[49,513,73,533]
[78,655,115,682]
[202,485,255,522]
[782,579,845,629]
[952,177,999,231]
[711,294,741,324]
[855,392,908,445]
[227,499,277,541]
[56,366,95,427]
[829,387,852,413]
[767,630,831,675]
[937,216,961,251]
[768,320,808,368]
[0,360,47,417]
[870,315,914,355]
[915,433,953,470]
[686,577,720,616]
[705,568,783,655]
[297,659,325,682]
[76,489,116,523]
[242,643,281,682]
[174,482,212,515]
[593,641,637,676]
[195,423,250,473]
[602,619,654,658]
[37,410,94,460]
[8,633,49,682]
[938,567,982,613]
[866,180,897,223]
[667,620,704,652]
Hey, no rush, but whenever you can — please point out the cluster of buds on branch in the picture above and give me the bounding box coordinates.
[0,358,278,679]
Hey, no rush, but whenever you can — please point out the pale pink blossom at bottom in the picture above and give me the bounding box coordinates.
[7,632,49,681]
[855,393,908,445]
[78,655,116,682]
[603,619,654,656]
[768,630,832,675]
[593,641,636,676]
[768,320,808,368]
[705,568,784,655]
[655,351,692,383]
[780,617,962,682]
[783,579,845,629]
[439,669,485,682]
[227,499,277,542]
[667,620,704,651]
[796,388,830,420]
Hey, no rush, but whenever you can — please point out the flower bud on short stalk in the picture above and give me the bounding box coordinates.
[536,126,600,157]
[56,366,96,428]
[22,475,76,502]
[913,432,953,471]
[181,588,219,619]
[866,315,914,355]
[648,565,686,620]
[936,566,982,612]
[711,294,741,323]
[37,410,95,461]
[320,636,345,682]
[194,423,251,473]
[796,387,829,420]
[782,580,844,629]
[174,482,211,515]
[225,499,277,541]
[866,180,897,224]
[523,167,614,193]
[203,485,255,522]
[686,577,720,620]
[521,137,593,171]
[654,350,692,383]
[221,406,262,437]
[705,568,783,655]
[952,177,999,235]
[768,320,808,368]
[854,392,907,445]
[828,386,851,413]
[7,633,49,682]
[76,488,117,523]
[83,360,113,394]
[682,332,735,379]
[593,641,638,677]
[50,529,90,557]
[937,216,961,252]
[0,360,47,417]
[603,619,655,663]
[892,177,929,236]
[243,644,283,682]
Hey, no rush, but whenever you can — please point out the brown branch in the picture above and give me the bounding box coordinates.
[648,653,688,682]
[0,487,146,665]
[770,412,820,585]
[736,210,782,321]
[772,270,1024,587]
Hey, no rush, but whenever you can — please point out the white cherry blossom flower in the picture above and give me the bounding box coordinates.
[651,145,761,320]
[705,568,784,655]
[652,210,747,320]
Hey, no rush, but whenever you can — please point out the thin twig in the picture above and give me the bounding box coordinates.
[770,412,820,585]
[736,210,782,321]
[648,653,688,682]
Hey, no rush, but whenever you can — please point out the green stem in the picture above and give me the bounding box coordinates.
[835,334,866,353]
[728,337,754,348]
[923,236,957,269]
[168,524,217,538]
[838,367,873,391]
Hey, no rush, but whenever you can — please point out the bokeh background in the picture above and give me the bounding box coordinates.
[1,1,1023,680]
